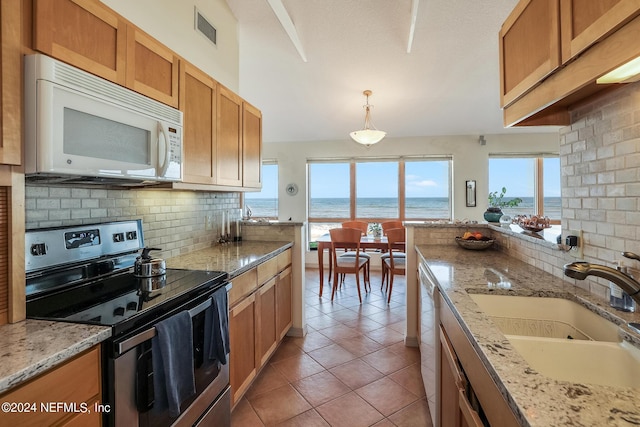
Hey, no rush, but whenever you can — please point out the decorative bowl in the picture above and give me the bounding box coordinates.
[455,237,495,250]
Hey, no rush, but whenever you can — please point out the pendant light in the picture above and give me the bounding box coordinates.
[350,90,386,146]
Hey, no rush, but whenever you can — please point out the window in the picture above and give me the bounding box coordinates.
[405,160,451,220]
[356,161,398,219]
[308,158,451,242]
[244,162,278,218]
[488,155,560,220]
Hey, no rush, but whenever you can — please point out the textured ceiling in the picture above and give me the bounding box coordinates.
[226,0,559,143]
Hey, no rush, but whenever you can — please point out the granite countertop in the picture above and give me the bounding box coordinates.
[0,320,111,394]
[417,245,640,426]
[166,240,293,278]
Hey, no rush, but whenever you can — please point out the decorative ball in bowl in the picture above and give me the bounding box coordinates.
[455,232,495,250]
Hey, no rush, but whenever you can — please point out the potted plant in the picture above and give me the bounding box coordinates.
[485,187,522,222]
[368,223,382,240]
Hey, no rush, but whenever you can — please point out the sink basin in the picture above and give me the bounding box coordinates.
[507,336,640,388]
[469,294,620,342]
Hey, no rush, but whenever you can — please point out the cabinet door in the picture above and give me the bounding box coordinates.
[458,389,484,427]
[216,85,243,187]
[439,326,463,427]
[126,26,179,107]
[179,61,217,185]
[499,0,561,107]
[242,102,262,189]
[560,0,640,62]
[33,0,126,85]
[0,346,101,426]
[0,0,22,165]
[276,266,292,340]
[229,294,257,406]
[256,277,277,366]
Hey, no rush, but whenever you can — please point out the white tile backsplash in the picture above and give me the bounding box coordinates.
[25,185,240,260]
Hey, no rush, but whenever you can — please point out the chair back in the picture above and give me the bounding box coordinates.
[330,227,363,262]
[341,221,368,236]
[385,227,406,268]
[381,220,403,235]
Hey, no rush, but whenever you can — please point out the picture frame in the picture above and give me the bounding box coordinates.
[466,180,476,207]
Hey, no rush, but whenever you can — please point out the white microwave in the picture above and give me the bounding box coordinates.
[24,54,183,185]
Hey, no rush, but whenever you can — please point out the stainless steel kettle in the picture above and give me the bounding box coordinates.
[134,247,166,278]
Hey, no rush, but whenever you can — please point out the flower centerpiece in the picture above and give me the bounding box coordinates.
[368,223,382,240]
[485,187,522,223]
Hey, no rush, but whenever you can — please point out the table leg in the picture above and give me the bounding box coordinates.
[318,245,324,296]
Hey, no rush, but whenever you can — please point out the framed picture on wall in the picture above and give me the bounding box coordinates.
[466,180,476,207]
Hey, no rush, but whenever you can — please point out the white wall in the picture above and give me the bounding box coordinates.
[101,0,239,91]
[264,133,560,224]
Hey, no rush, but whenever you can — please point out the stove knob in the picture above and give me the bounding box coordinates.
[113,306,125,316]
[126,302,138,311]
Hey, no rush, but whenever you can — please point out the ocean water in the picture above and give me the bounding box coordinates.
[246,197,562,240]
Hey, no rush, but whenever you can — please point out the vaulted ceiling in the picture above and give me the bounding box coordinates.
[226,0,559,144]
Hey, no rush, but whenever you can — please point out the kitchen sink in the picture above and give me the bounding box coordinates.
[468,294,640,388]
[468,294,620,342]
[507,336,640,388]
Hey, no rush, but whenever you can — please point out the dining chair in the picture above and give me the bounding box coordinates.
[340,220,371,283]
[382,227,406,304]
[330,227,370,303]
[381,221,405,286]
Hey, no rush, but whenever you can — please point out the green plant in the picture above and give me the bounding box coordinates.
[488,187,522,208]
[368,223,382,235]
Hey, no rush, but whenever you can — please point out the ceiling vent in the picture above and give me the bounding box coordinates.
[195,7,217,46]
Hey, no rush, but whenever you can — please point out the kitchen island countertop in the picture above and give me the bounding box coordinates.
[0,320,110,394]
[418,245,640,426]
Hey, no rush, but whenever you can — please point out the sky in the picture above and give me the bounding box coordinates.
[246,158,561,199]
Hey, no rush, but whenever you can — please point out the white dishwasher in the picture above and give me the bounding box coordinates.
[419,261,439,426]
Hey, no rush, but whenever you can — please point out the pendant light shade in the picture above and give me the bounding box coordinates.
[350,90,386,146]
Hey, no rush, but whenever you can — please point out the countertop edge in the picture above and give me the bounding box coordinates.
[0,321,111,394]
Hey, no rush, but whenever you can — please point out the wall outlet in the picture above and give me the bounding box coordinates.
[205,214,213,230]
[562,229,584,259]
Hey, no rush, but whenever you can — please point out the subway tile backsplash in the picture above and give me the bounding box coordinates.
[25,185,240,260]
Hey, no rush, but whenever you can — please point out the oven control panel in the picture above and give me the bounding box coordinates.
[26,220,144,273]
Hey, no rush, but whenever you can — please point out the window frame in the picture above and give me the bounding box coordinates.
[242,160,278,219]
[307,156,452,227]
[488,154,560,223]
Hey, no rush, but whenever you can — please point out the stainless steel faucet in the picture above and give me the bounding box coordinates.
[564,252,640,304]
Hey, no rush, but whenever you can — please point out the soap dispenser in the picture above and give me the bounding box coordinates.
[610,261,636,312]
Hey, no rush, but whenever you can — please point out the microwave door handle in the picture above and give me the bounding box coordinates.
[157,122,170,177]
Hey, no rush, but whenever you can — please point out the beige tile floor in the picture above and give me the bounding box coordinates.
[231,268,433,427]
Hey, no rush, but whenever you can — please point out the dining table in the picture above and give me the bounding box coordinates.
[315,234,405,290]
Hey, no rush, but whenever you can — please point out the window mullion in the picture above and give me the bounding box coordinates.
[399,161,405,221]
[350,161,356,220]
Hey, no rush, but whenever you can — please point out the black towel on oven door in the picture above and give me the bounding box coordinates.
[204,286,230,365]
[152,310,196,418]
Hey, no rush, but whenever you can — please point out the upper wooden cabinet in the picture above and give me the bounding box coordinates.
[501,0,640,127]
[179,61,217,185]
[560,0,640,62]
[0,0,23,165]
[499,0,561,108]
[126,27,179,108]
[217,85,243,187]
[242,102,262,189]
[33,0,127,85]
[34,0,179,108]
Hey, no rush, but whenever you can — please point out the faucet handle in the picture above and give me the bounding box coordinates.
[622,252,640,263]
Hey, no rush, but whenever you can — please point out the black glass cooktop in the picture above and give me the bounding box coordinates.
[27,268,227,336]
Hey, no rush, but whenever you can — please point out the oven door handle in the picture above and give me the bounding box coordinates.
[116,282,232,356]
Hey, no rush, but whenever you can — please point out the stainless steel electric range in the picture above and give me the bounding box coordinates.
[25,220,231,427]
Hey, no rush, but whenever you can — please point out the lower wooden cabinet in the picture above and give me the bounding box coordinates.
[229,293,257,405]
[438,293,519,427]
[229,249,292,407]
[0,345,102,427]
